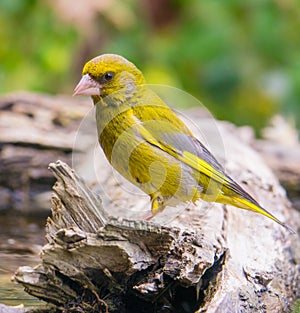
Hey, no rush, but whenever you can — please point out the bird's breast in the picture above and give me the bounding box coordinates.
[96,104,139,162]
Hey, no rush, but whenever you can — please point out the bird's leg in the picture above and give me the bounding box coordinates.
[143,192,165,221]
[151,194,165,215]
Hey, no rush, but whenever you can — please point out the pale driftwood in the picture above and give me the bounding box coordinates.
[1,92,299,312]
[0,92,90,211]
[13,120,300,312]
[15,161,225,313]
[215,121,300,204]
[254,140,300,203]
[229,120,300,209]
[1,92,299,212]
[256,115,300,201]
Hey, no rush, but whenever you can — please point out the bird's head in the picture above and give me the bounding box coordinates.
[73,54,146,102]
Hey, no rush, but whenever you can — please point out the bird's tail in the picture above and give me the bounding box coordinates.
[217,194,295,233]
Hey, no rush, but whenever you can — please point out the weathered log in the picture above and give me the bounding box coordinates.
[1,92,299,312]
[232,116,300,210]
[0,92,89,211]
[13,124,300,312]
[1,92,299,212]
[15,161,226,313]
[254,139,300,209]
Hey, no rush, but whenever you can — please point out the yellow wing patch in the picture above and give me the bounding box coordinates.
[136,123,230,187]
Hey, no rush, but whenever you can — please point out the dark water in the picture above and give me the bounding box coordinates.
[0,210,47,307]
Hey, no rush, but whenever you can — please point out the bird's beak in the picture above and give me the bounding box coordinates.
[73,74,102,96]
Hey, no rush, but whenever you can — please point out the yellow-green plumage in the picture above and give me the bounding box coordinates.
[73,53,292,231]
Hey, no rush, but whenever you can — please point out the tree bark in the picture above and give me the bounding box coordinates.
[0,92,299,312]
[14,131,300,312]
[0,92,89,211]
[254,139,300,209]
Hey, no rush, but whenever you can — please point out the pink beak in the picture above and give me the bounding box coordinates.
[73,74,102,96]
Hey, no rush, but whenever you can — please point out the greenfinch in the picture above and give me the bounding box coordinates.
[73,54,291,231]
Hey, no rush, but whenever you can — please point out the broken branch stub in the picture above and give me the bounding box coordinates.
[14,161,226,313]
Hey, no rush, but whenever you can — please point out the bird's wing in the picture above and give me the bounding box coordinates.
[134,119,260,204]
[133,115,296,232]
[158,130,225,173]
[135,120,230,185]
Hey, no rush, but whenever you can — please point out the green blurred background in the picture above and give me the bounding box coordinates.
[1,0,300,132]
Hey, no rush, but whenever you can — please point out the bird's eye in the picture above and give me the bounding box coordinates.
[103,72,114,82]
